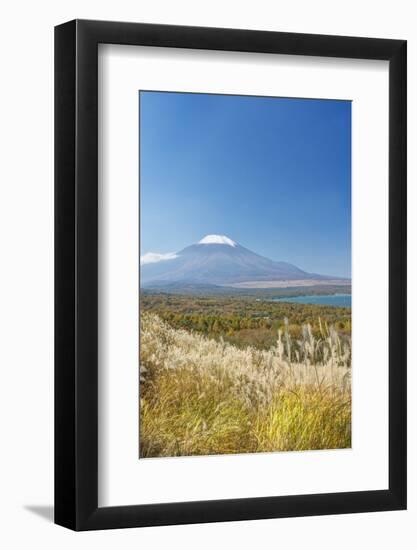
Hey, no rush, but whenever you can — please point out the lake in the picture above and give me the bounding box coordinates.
[271,293,351,308]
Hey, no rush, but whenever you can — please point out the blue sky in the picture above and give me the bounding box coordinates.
[140,91,351,278]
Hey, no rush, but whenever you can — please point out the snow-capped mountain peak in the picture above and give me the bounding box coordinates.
[141,235,342,287]
[198,234,237,247]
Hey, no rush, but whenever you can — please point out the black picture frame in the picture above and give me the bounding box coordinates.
[55,19,407,531]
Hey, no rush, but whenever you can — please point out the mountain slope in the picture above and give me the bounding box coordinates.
[141,235,343,288]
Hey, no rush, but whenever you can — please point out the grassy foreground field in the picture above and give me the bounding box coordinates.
[139,306,351,458]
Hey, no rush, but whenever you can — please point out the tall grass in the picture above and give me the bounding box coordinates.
[140,312,351,457]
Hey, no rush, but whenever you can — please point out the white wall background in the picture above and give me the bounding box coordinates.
[0,0,414,548]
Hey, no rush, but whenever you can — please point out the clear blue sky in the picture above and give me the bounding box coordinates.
[140,91,351,278]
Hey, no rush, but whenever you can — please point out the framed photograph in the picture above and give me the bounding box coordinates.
[55,20,406,530]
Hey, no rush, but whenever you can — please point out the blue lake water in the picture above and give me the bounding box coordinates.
[272,294,351,308]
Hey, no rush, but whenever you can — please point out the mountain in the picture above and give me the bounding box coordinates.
[141,235,347,288]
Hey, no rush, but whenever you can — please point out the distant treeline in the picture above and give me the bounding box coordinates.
[142,283,351,299]
[141,293,351,350]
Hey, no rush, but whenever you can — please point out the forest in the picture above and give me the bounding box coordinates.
[141,293,351,351]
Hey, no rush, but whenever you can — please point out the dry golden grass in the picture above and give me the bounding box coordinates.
[140,312,351,457]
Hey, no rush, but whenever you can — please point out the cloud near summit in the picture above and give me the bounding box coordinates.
[140,252,179,265]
